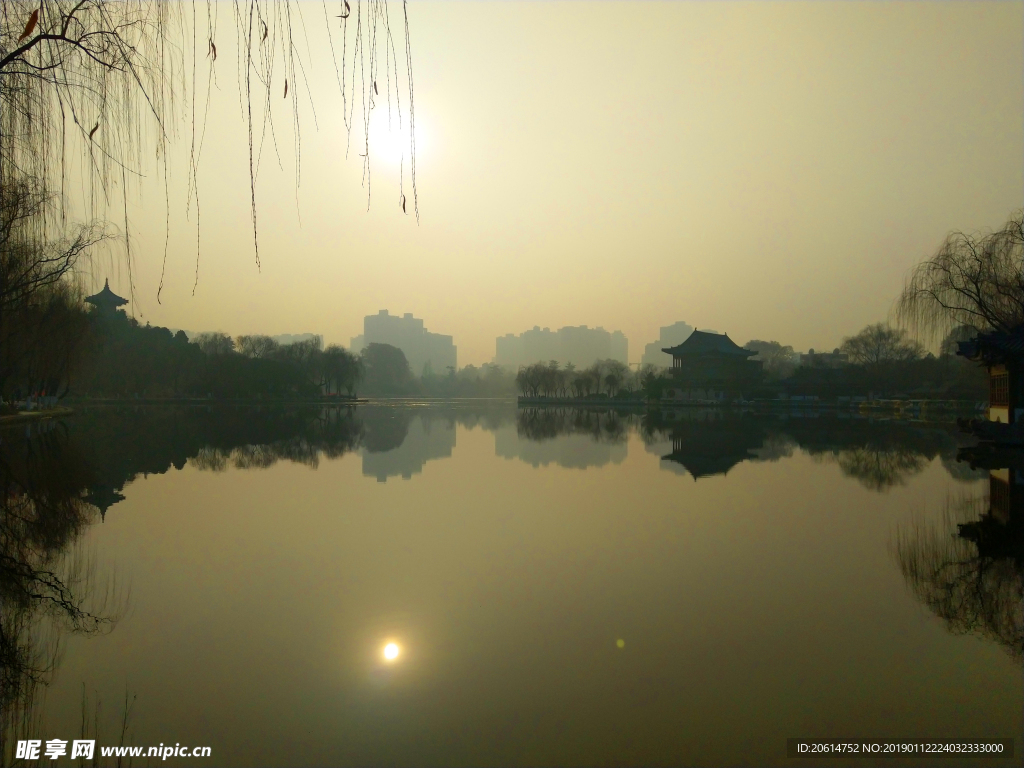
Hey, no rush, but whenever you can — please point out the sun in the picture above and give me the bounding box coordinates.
[368,116,408,166]
[383,642,400,661]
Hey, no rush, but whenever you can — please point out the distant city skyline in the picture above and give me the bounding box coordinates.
[151,309,942,371]
[495,325,628,369]
[352,309,457,376]
[642,322,696,368]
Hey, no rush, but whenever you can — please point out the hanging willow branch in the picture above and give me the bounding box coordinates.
[894,492,1024,663]
[894,211,1024,343]
[0,0,417,292]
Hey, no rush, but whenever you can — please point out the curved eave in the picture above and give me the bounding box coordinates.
[85,293,129,307]
[662,347,757,358]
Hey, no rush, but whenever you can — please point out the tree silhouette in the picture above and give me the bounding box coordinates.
[895,491,1024,663]
[360,342,413,395]
[0,423,122,762]
[743,340,798,380]
[840,323,925,366]
[896,211,1024,342]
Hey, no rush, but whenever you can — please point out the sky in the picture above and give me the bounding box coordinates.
[91,0,1024,366]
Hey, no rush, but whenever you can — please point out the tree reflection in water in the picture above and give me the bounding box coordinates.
[119,404,968,491]
[0,421,121,763]
[791,419,961,491]
[188,408,364,472]
[516,407,637,445]
[1,405,365,762]
[895,454,1024,662]
[828,446,931,492]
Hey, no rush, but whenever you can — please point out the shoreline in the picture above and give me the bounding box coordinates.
[0,406,75,427]
[517,396,984,413]
[64,396,519,407]
[64,396,369,406]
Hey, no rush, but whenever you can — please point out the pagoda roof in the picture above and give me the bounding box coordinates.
[83,484,126,520]
[663,330,756,358]
[85,279,128,308]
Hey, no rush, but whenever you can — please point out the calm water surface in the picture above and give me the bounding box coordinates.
[4,404,1022,766]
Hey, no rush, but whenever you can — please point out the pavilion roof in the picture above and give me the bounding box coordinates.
[956,327,1024,364]
[661,449,751,480]
[85,279,128,308]
[663,330,756,358]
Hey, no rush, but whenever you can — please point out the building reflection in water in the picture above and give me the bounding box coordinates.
[360,410,456,482]
[644,410,769,480]
[895,444,1024,663]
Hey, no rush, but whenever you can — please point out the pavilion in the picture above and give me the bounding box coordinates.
[957,328,1024,424]
[661,330,762,400]
[85,279,128,315]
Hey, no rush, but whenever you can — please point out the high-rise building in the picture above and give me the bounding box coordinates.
[641,321,695,368]
[494,325,628,369]
[351,310,457,376]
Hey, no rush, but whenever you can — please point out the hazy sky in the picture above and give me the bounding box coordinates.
[97,1,1024,366]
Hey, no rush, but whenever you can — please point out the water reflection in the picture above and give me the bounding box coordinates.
[4,404,1019,764]
[361,409,455,482]
[188,409,362,472]
[54,405,979,494]
[789,417,963,491]
[639,408,969,488]
[68,405,363,515]
[642,410,770,479]
[496,408,632,469]
[896,445,1024,663]
[0,421,119,761]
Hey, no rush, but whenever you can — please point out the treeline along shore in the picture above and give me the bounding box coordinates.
[2,302,988,414]
[3,302,520,409]
[512,323,986,409]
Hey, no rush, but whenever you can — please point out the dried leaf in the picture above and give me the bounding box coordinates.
[283,79,288,98]
[209,39,217,61]
[401,194,407,214]
[18,9,39,42]
[338,1,351,19]
[373,80,378,96]
[88,123,99,140]
[261,21,268,42]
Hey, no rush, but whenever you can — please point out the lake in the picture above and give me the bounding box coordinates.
[2,404,1021,766]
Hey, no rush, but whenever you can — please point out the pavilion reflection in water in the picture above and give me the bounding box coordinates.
[648,410,769,481]
[965,464,1024,561]
[661,426,766,480]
